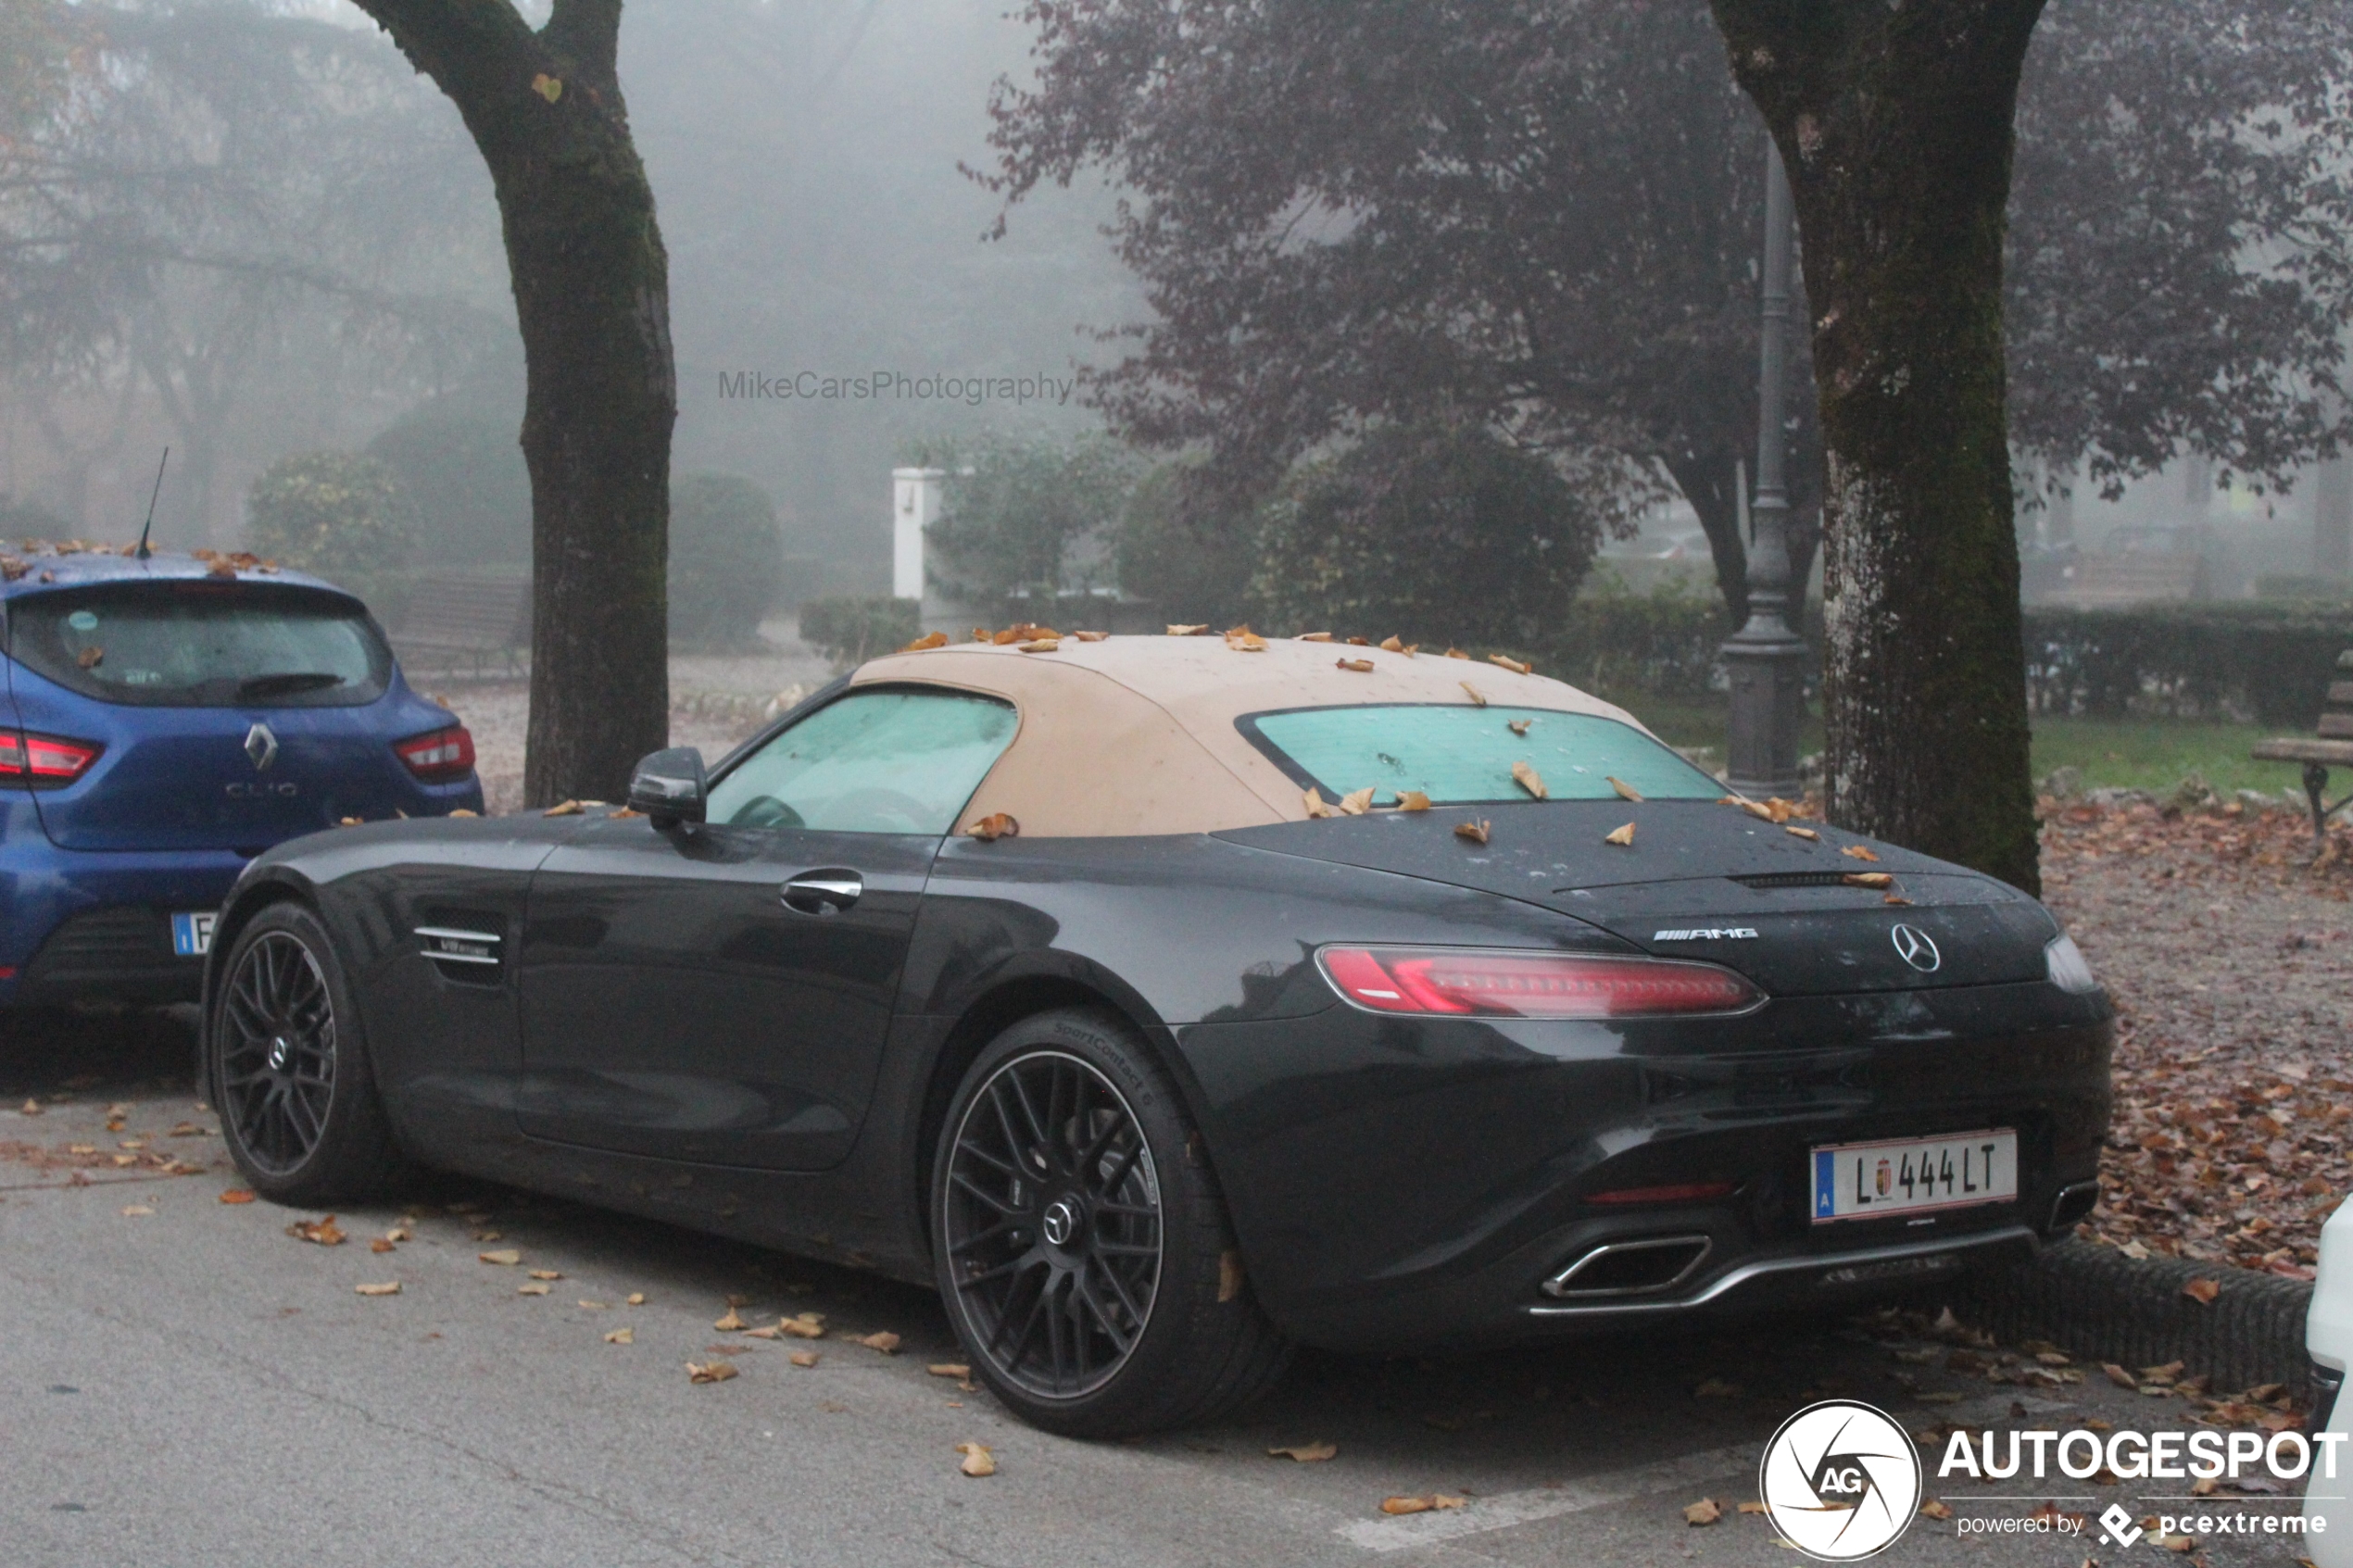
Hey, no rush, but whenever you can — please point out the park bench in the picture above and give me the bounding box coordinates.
[2251,646,2353,856]
[2052,551,2205,608]
[390,570,531,677]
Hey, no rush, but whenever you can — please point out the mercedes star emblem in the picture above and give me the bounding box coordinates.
[245,721,278,772]
[1889,923,1941,973]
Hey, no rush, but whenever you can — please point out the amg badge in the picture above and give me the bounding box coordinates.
[1651,927,1759,941]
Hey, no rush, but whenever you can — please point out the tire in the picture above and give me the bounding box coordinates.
[206,901,406,1207]
[930,1007,1291,1437]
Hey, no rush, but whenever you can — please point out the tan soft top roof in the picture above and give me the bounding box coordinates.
[849,633,1652,837]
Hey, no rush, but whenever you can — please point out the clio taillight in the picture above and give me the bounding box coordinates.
[1315,946,1763,1020]
[394,724,475,782]
[0,730,101,787]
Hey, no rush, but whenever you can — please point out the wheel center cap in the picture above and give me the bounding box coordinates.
[267,1035,291,1072]
[1041,1197,1080,1248]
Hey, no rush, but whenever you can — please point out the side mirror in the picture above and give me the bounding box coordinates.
[627,746,707,829]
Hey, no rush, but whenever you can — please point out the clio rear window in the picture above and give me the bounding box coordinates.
[6,581,390,708]
[1239,704,1721,805]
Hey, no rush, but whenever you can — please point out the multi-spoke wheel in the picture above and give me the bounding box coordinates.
[941,1050,1164,1399]
[218,931,337,1175]
[208,902,404,1205]
[932,1009,1291,1436]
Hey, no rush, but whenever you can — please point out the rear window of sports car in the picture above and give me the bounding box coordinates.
[1239,705,1721,805]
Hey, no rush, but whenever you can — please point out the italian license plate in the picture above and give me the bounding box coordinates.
[170,910,216,958]
[1811,1129,2018,1223]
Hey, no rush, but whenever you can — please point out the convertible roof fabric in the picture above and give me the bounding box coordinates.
[849,634,1648,837]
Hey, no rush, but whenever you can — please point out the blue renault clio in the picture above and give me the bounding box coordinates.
[1,546,483,1006]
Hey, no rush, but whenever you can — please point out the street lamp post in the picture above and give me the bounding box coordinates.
[1721,141,1808,801]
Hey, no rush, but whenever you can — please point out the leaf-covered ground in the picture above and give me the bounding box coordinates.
[2041,799,2353,1275]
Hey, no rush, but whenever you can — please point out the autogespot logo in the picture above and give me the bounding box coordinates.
[1759,1400,1924,1561]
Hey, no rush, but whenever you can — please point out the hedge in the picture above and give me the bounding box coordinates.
[2022,603,2353,727]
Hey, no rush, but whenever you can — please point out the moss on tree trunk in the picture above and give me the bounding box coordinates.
[1709,0,2045,893]
[351,0,673,806]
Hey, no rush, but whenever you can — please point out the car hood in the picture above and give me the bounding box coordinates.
[1214,800,2059,996]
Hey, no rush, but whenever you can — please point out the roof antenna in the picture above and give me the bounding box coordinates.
[134,446,168,560]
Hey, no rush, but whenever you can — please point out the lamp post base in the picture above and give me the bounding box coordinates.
[1722,632,1808,802]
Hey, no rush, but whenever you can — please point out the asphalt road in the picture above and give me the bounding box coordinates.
[0,1009,2318,1568]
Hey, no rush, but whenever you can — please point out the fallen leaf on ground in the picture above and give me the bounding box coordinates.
[928,1363,972,1379]
[1512,760,1547,799]
[1303,787,1340,820]
[69,1142,95,1154]
[543,799,584,817]
[628,1293,648,1306]
[713,1307,749,1332]
[1397,790,1431,811]
[1920,1499,1954,1520]
[779,1313,825,1337]
[578,1299,608,1310]
[686,1360,738,1385]
[1684,1498,1722,1526]
[528,1269,560,1281]
[288,1216,346,1246]
[478,1248,521,1266]
[1336,658,1375,672]
[2103,1362,2137,1387]
[1381,1495,1467,1516]
[1339,787,1375,816]
[1459,683,1488,707]
[900,631,949,652]
[120,1203,152,1216]
[1786,825,1819,840]
[1737,1501,1768,1515]
[1268,1442,1336,1462]
[851,1331,900,1353]
[1842,845,1880,861]
[518,1282,550,1296]
[1454,819,1490,846]
[604,1327,634,1344]
[371,1238,396,1254]
[789,1350,820,1367]
[1487,654,1530,675]
[1604,822,1636,847]
[1843,872,1894,888]
[355,1281,400,1297]
[2184,1278,2221,1304]
[219,1188,255,1204]
[19,1099,40,1116]
[957,1442,997,1477]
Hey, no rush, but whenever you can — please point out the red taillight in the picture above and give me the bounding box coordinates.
[0,730,102,786]
[395,724,475,781]
[1588,1181,1739,1206]
[1315,946,1763,1019]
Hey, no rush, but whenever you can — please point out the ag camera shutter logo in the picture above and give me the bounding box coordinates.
[1759,1399,1923,1560]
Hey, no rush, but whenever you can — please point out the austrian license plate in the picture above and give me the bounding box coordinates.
[170,910,216,958]
[1811,1129,2018,1223]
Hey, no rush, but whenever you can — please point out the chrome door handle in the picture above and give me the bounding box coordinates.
[782,873,862,915]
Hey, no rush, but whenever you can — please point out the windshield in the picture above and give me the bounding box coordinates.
[6,582,391,708]
[1240,704,1721,805]
[707,686,1018,834]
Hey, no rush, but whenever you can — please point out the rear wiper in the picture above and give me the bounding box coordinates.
[236,671,346,698]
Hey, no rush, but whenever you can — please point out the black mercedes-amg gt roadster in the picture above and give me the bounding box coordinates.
[202,633,2112,1436]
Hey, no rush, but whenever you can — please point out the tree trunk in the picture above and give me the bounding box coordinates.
[1708,0,2045,893]
[1663,450,1748,625]
[349,0,673,805]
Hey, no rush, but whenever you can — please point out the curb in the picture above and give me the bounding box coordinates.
[1951,1238,2313,1398]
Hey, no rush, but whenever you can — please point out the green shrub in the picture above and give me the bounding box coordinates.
[245,452,412,577]
[670,472,785,648]
[1113,461,1257,629]
[367,398,529,564]
[1543,571,1737,702]
[2022,604,2353,728]
[1249,422,1601,646]
[800,596,922,671]
[919,434,1137,621]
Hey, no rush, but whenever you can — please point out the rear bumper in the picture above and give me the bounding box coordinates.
[0,834,245,1005]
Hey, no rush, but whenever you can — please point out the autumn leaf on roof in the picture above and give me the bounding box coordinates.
[1297,631,1333,642]
[1338,787,1375,816]
[1512,760,1547,799]
[900,631,948,652]
[1842,845,1880,861]
[1604,822,1636,847]
[1166,623,1210,636]
[1843,872,1894,888]
[1460,683,1488,707]
[1487,654,1531,675]
[966,812,1019,841]
[1303,787,1340,820]
[1609,777,1643,802]
[1071,630,1108,641]
[1336,658,1375,672]
[1508,718,1532,735]
[1396,790,1431,811]
[1453,819,1490,845]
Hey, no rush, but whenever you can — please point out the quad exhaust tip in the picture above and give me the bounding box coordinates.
[1541,1235,1712,1299]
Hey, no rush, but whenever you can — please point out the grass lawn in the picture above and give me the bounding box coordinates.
[1608,694,2303,800]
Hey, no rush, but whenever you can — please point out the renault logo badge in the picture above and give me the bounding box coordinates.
[1890,923,1940,972]
[245,722,278,772]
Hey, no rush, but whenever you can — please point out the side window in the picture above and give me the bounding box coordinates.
[705,687,1017,834]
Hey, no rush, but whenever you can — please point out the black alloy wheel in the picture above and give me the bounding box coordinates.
[941,1048,1164,1399]
[218,930,338,1175]
[208,902,405,1205]
[931,1008,1291,1437]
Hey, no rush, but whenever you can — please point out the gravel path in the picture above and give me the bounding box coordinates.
[2042,801,2353,1273]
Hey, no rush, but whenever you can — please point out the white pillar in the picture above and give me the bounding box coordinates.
[891,468,944,600]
